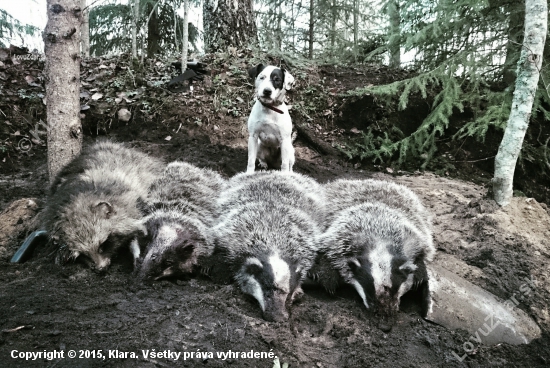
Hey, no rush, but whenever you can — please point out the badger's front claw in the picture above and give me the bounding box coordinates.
[290,286,304,303]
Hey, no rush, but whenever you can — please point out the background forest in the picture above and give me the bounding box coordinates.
[1,0,549,183]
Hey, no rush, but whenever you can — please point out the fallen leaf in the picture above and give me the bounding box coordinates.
[164,136,172,141]
[350,127,361,134]
[91,93,103,101]
[386,167,394,173]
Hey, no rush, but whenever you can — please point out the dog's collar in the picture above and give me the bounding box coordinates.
[259,100,284,114]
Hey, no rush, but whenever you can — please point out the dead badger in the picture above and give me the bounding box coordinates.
[211,171,325,322]
[41,141,163,271]
[311,179,434,316]
[136,161,225,280]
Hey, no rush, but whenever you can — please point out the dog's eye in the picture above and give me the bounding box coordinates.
[259,75,266,80]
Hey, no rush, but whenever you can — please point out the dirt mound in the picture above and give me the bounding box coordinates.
[1,136,550,367]
[0,198,39,260]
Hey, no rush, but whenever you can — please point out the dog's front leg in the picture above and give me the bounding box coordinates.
[247,134,259,173]
[280,139,295,172]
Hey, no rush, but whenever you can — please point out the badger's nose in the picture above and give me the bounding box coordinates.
[262,88,272,97]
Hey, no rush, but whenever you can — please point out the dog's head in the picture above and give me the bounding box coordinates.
[248,64,294,105]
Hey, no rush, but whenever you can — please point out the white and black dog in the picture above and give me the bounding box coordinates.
[247,64,295,173]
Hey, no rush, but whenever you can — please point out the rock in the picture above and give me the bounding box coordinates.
[117,108,131,122]
[426,263,541,345]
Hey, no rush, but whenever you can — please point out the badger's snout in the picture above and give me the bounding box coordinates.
[263,292,290,322]
[376,288,400,315]
[91,255,111,274]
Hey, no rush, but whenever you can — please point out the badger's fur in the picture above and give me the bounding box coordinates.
[41,141,163,271]
[312,178,434,317]
[323,178,432,235]
[137,162,225,280]
[211,171,324,322]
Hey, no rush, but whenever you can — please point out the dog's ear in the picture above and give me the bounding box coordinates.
[248,64,265,80]
[283,69,295,90]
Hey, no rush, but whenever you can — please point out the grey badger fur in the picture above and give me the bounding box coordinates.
[311,178,434,317]
[211,171,325,322]
[136,161,226,280]
[41,141,164,271]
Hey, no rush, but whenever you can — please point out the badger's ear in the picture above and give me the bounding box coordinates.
[348,258,361,273]
[95,201,115,219]
[248,63,265,80]
[283,69,294,90]
[399,260,417,273]
[244,257,264,275]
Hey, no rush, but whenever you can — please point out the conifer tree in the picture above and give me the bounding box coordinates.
[0,9,39,47]
[387,0,400,67]
[203,0,258,52]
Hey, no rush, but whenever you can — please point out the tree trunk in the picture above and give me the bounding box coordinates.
[308,0,314,59]
[353,0,358,60]
[132,0,139,58]
[80,0,89,57]
[493,0,547,206]
[203,0,258,53]
[147,0,161,57]
[388,0,400,67]
[173,7,178,53]
[276,5,283,51]
[181,0,189,71]
[43,0,83,182]
[330,0,336,50]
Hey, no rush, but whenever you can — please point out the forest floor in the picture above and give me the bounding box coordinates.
[1,48,550,367]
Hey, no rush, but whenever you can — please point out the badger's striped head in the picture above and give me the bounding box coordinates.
[235,253,303,322]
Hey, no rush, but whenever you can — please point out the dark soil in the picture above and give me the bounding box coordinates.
[1,52,550,368]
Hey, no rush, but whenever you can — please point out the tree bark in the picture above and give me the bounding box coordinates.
[43,0,83,183]
[330,0,336,50]
[132,0,139,58]
[181,0,189,71]
[80,0,89,56]
[203,0,258,53]
[353,0,358,60]
[388,0,400,68]
[147,0,161,57]
[173,6,178,53]
[493,0,547,206]
[308,0,314,59]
